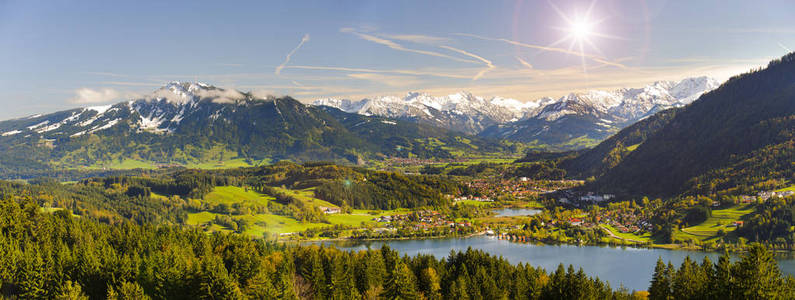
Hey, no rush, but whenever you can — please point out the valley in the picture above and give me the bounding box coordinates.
[2,2,795,298]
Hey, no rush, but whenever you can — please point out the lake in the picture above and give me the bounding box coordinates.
[493,208,541,217]
[313,236,795,292]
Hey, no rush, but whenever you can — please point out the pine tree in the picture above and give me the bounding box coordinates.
[419,267,442,300]
[447,276,469,300]
[733,244,783,299]
[711,252,733,299]
[382,262,418,300]
[56,280,89,300]
[198,257,244,300]
[107,281,151,300]
[18,244,46,299]
[301,250,326,298]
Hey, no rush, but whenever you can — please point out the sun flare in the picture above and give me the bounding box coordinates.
[570,20,592,40]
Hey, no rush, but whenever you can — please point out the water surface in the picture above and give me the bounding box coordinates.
[493,208,541,217]
[314,236,795,291]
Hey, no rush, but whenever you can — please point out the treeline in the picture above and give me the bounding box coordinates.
[83,169,240,199]
[422,161,567,180]
[736,196,795,244]
[649,245,795,299]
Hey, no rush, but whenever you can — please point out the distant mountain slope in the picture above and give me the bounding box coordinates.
[587,53,795,196]
[0,82,512,176]
[557,108,681,179]
[480,77,719,149]
[314,77,719,149]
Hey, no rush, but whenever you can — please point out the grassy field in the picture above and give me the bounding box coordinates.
[89,158,156,170]
[270,187,338,208]
[674,204,755,241]
[203,186,273,207]
[626,143,641,151]
[776,184,795,192]
[187,204,401,237]
[602,224,653,243]
[182,158,260,169]
[455,200,494,207]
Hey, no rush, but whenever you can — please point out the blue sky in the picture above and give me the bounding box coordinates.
[1,0,794,119]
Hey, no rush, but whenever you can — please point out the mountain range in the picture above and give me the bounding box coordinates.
[314,76,720,149]
[0,82,512,176]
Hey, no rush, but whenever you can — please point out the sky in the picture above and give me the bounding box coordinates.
[1,0,794,120]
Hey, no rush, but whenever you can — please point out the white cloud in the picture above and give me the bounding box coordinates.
[69,88,121,104]
[381,34,450,45]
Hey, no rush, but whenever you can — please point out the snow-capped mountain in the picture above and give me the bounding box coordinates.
[0,82,512,172]
[314,76,721,148]
[315,92,553,135]
[0,82,248,138]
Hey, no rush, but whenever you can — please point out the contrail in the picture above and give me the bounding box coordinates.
[778,42,792,53]
[275,34,310,76]
[285,65,471,79]
[342,29,479,64]
[439,45,495,80]
[455,33,627,69]
[516,56,534,70]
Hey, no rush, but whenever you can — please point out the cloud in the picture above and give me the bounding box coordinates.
[381,34,450,45]
[275,34,310,76]
[69,88,122,104]
[347,73,423,87]
[196,88,245,104]
[455,33,627,69]
[342,28,479,64]
[439,45,494,80]
[98,81,162,87]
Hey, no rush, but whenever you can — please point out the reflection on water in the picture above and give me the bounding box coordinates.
[492,208,541,217]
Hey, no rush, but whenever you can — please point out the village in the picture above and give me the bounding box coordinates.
[462,177,582,199]
[372,210,473,231]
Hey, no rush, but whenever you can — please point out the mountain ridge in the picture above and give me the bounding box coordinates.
[0,82,513,176]
[313,76,720,149]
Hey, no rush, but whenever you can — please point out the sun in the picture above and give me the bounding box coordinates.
[570,20,592,40]
[546,0,620,73]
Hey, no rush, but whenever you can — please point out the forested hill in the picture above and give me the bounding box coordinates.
[586,53,795,196]
[0,82,515,177]
[557,107,680,179]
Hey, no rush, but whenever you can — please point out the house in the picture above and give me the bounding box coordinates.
[320,206,341,214]
[569,218,583,226]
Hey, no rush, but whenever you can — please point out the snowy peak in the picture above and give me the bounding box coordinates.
[312,91,547,134]
[313,76,720,135]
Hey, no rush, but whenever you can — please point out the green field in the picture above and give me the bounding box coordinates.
[187,210,398,236]
[89,158,156,169]
[455,200,494,207]
[602,224,653,243]
[775,184,795,192]
[203,186,273,207]
[626,143,641,151]
[270,187,339,208]
[674,204,755,241]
